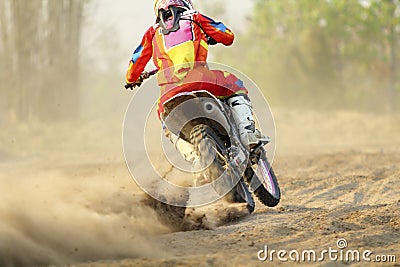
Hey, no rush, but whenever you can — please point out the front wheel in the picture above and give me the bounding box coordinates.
[245,148,281,207]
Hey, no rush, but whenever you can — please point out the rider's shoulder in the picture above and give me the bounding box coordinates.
[149,23,160,33]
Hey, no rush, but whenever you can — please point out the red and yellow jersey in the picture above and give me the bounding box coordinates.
[126,11,235,85]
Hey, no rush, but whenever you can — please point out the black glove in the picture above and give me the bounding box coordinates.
[207,36,217,46]
[125,74,146,90]
[125,83,134,90]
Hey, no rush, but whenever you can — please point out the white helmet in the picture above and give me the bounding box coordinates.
[154,0,194,34]
[154,0,194,17]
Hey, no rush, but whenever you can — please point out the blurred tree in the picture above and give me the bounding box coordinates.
[216,0,400,113]
[197,0,226,18]
[0,0,88,122]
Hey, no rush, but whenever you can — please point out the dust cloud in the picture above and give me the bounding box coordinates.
[0,151,170,267]
[0,116,255,267]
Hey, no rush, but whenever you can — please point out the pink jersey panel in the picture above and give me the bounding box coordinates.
[163,20,194,49]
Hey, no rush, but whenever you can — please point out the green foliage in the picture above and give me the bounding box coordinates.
[217,0,400,113]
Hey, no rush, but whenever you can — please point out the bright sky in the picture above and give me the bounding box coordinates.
[82,0,254,70]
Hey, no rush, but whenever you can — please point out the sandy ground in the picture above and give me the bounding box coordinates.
[0,110,399,267]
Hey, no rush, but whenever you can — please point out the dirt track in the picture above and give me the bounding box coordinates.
[0,111,399,267]
[72,149,400,267]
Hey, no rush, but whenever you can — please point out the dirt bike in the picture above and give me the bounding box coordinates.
[132,70,281,214]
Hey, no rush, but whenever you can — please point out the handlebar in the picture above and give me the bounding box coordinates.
[143,69,159,79]
[125,69,159,90]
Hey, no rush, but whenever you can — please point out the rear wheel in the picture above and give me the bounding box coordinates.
[141,194,187,232]
[190,124,254,212]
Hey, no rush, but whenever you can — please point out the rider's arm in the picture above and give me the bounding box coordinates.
[126,26,156,84]
[194,13,235,46]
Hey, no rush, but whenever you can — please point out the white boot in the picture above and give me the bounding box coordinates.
[227,95,269,148]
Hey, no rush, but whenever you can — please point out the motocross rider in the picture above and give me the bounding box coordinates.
[125,0,268,158]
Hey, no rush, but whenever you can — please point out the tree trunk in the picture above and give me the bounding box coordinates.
[0,0,86,123]
[388,25,397,113]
